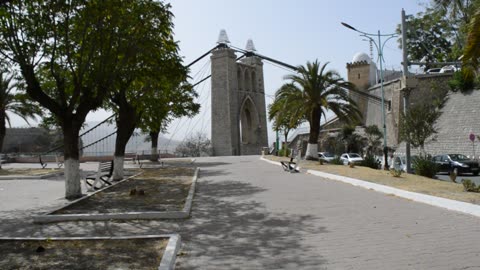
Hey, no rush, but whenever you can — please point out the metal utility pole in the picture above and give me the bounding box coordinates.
[341,22,397,170]
[401,8,412,173]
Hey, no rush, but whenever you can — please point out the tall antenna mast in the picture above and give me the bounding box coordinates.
[369,40,374,60]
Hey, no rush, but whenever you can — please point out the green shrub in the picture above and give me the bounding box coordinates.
[359,154,380,169]
[462,179,480,192]
[278,148,291,157]
[413,154,438,178]
[448,70,475,93]
[390,169,402,177]
[330,157,343,165]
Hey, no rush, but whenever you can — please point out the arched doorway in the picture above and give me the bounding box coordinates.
[239,97,259,146]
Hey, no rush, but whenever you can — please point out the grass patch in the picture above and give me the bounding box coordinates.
[266,156,480,205]
[55,167,195,215]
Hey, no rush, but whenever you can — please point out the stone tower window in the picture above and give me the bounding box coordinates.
[237,68,243,91]
[244,71,251,91]
[358,73,360,79]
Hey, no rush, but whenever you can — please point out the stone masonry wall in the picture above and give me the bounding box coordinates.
[211,48,238,156]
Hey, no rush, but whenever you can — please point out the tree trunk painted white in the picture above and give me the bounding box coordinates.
[113,155,124,181]
[65,158,82,199]
[150,146,159,161]
[305,143,318,160]
[151,146,157,157]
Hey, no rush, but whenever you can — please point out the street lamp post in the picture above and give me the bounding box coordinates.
[341,22,397,170]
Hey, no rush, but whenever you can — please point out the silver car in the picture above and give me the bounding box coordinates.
[340,153,363,165]
[318,152,335,163]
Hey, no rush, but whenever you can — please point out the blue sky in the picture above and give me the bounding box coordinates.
[156,0,428,147]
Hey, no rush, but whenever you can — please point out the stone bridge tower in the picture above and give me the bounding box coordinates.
[211,31,268,156]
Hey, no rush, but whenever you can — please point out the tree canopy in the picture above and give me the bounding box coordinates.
[275,60,360,159]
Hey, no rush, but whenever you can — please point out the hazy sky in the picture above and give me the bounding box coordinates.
[11,0,428,150]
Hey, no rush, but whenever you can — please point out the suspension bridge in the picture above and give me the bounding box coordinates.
[5,30,386,165]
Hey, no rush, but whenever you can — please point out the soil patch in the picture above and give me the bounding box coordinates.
[266,156,480,205]
[55,167,195,214]
[0,168,62,176]
[0,238,167,270]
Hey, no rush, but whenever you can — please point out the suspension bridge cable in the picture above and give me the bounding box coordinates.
[164,59,212,151]
[190,59,211,83]
[80,131,117,150]
[187,45,221,68]
[39,113,117,157]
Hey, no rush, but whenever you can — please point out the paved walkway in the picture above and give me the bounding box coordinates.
[1,157,479,269]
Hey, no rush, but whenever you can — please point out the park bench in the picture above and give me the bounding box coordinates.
[84,160,113,191]
[55,154,63,168]
[39,154,64,169]
[280,149,300,173]
[39,155,47,169]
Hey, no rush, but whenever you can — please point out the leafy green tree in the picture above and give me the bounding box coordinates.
[0,69,40,157]
[104,1,199,180]
[397,8,456,67]
[277,61,360,160]
[268,91,303,156]
[399,103,444,153]
[139,81,199,163]
[363,125,382,156]
[0,1,171,199]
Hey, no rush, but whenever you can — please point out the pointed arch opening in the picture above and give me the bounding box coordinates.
[239,96,260,144]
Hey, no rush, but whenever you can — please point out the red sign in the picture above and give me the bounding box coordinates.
[470,133,475,142]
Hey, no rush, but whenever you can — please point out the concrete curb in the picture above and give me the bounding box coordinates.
[33,168,200,223]
[159,234,182,270]
[0,234,181,270]
[261,157,480,217]
[307,169,480,218]
[0,171,64,180]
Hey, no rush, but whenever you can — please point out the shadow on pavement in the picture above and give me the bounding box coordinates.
[0,168,328,269]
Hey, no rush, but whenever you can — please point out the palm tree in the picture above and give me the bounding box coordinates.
[276,60,361,160]
[0,70,40,155]
[463,8,480,69]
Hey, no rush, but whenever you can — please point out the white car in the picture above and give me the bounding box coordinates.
[340,153,363,165]
[318,152,335,163]
[439,65,458,73]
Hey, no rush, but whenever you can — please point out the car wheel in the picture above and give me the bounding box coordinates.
[473,171,479,176]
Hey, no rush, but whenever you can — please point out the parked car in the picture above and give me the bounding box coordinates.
[340,153,363,165]
[439,65,458,73]
[318,152,335,163]
[432,154,479,176]
[392,155,418,172]
[426,68,441,74]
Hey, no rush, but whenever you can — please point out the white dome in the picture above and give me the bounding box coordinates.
[352,52,371,64]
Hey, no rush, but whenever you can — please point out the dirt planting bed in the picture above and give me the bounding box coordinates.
[54,167,196,215]
[0,237,169,270]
